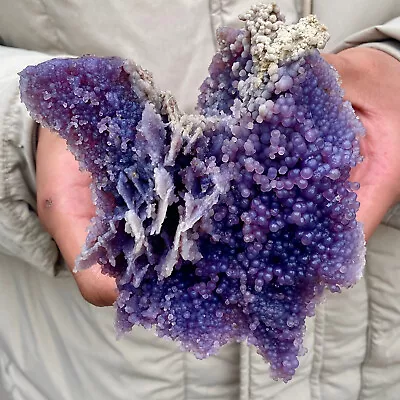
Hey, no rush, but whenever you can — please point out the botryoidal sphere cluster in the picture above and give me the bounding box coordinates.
[20,4,365,381]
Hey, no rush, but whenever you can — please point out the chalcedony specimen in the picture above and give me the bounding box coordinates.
[20,4,365,380]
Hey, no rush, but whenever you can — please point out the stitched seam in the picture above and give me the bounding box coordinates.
[239,343,250,400]
[209,0,223,52]
[0,100,5,202]
[35,0,64,52]
[357,258,373,400]
[218,0,225,26]
[310,302,325,400]
[182,352,187,400]
[248,347,251,400]
[2,87,22,224]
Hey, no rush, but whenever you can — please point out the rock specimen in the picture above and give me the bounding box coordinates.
[20,3,365,381]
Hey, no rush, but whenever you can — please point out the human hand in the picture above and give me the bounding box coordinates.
[35,48,399,307]
[323,48,400,241]
[36,126,117,306]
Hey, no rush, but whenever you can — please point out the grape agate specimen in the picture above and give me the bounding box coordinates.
[20,4,365,381]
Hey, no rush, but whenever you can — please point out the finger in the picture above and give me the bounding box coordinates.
[322,48,391,111]
[52,212,118,306]
[352,182,394,243]
[37,127,117,306]
[321,52,366,107]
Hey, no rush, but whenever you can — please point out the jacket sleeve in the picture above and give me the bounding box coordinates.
[0,45,59,275]
[334,17,400,61]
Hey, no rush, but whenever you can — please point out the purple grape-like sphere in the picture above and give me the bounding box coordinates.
[19,4,365,381]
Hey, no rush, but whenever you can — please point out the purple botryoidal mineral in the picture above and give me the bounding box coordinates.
[20,4,365,381]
